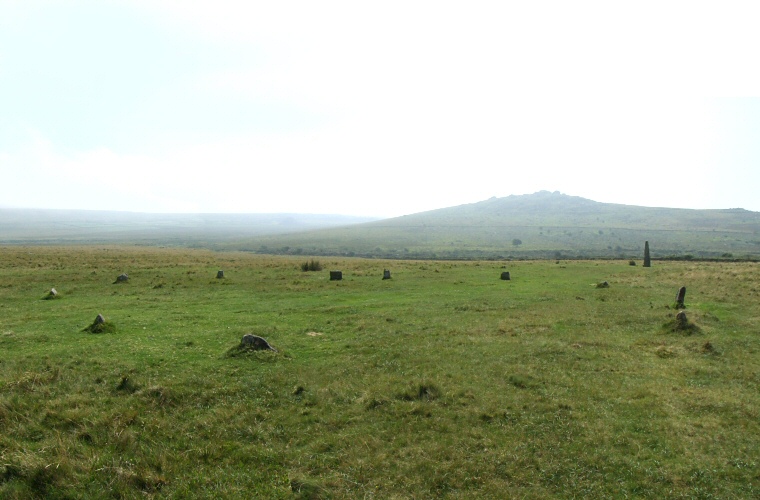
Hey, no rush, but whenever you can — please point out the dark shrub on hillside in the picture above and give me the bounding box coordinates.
[300,259,323,272]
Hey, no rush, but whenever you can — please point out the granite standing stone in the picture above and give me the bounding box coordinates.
[676,286,686,308]
[643,241,651,267]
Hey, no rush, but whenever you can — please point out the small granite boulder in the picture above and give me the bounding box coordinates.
[675,310,688,328]
[83,313,114,334]
[240,334,276,352]
[667,309,699,335]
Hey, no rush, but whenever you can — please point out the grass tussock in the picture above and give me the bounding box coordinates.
[290,477,329,499]
[508,373,541,389]
[140,385,177,407]
[82,317,116,334]
[5,461,72,498]
[398,382,441,401]
[115,376,139,394]
[699,340,717,355]
[663,312,701,335]
[300,259,323,272]
[224,344,281,360]
[655,345,679,358]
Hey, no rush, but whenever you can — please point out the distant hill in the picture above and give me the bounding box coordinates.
[0,209,378,246]
[4,193,760,259]
[231,191,760,260]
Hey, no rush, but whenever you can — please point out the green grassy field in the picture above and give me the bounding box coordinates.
[1,246,758,498]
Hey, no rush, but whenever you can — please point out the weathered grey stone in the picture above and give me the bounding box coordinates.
[675,286,686,308]
[82,313,113,334]
[383,269,391,280]
[48,288,58,297]
[596,281,609,288]
[330,271,342,281]
[240,334,276,351]
[676,310,688,327]
[115,273,129,283]
[500,271,511,280]
[216,270,225,279]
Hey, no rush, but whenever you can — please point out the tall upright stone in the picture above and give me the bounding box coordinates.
[676,286,686,309]
[643,241,651,267]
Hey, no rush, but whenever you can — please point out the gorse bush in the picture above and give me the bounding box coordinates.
[300,259,322,272]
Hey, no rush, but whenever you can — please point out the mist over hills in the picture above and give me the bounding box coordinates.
[3,192,760,259]
[232,191,760,260]
[0,209,377,246]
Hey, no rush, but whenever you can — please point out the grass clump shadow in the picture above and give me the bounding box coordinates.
[140,385,177,407]
[398,382,441,401]
[362,395,389,410]
[700,340,716,353]
[224,346,281,361]
[697,340,719,356]
[115,376,139,394]
[508,373,540,389]
[655,345,678,358]
[290,477,329,499]
[2,460,71,498]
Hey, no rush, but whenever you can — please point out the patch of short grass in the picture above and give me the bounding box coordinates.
[0,248,758,497]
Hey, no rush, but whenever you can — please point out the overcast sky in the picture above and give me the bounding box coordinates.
[1,1,759,217]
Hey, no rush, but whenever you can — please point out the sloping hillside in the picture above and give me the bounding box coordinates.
[237,192,760,259]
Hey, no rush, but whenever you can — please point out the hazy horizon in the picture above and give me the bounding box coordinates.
[0,189,759,218]
[2,2,760,217]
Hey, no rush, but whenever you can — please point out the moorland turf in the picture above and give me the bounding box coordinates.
[1,246,758,498]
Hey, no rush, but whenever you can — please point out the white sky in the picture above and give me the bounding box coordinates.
[1,1,759,217]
